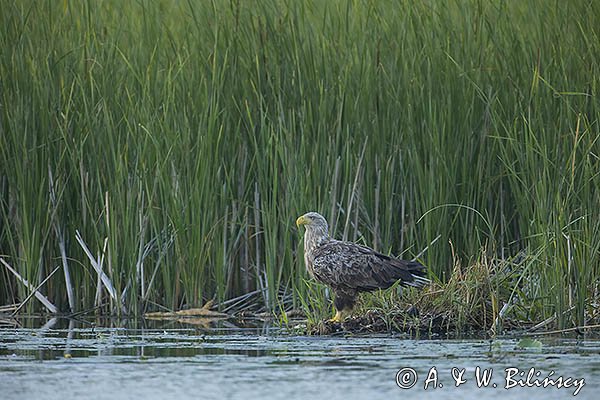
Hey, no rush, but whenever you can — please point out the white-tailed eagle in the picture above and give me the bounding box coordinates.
[296,211,429,322]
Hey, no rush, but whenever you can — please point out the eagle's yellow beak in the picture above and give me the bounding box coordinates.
[296,215,308,227]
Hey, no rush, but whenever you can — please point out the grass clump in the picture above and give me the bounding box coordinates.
[306,247,564,336]
[306,247,517,335]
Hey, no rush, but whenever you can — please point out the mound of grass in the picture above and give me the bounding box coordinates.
[306,247,600,335]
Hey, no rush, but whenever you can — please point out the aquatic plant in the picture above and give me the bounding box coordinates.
[1,1,599,332]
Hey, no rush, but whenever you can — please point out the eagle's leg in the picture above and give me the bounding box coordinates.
[330,289,356,323]
[330,309,347,323]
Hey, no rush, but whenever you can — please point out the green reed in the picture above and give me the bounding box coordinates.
[1,0,599,329]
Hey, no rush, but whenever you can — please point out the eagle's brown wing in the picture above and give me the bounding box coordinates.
[310,240,428,292]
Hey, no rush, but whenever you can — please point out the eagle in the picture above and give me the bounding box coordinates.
[296,211,429,322]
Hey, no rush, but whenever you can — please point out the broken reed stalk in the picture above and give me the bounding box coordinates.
[524,323,600,336]
[75,230,117,301]
[94,246,103,308]
[0,257,58,313]
[411,234,442,262]
[11,266,60,316]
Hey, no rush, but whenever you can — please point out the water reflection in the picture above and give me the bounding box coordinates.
[0,317,599,399]
[0,316,284,360]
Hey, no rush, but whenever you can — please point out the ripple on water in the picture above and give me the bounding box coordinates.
[0,318,599,400]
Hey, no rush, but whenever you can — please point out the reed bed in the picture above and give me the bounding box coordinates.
[1,0,599,331]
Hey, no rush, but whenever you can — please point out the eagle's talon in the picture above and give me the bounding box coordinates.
[328,311,344,323]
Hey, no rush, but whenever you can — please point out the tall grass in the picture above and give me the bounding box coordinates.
[1,0,599,329]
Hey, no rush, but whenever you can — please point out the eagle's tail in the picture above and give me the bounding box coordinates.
[393,259,430,289]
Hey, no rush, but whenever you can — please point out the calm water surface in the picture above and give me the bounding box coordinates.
[0,318,598,399]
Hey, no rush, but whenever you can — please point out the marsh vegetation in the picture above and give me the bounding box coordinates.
[1,0,599,333]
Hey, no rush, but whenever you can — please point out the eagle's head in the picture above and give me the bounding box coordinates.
[296,211,330,255]
[296,212,329,237]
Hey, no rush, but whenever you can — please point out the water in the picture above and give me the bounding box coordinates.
[0,318,598,399]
